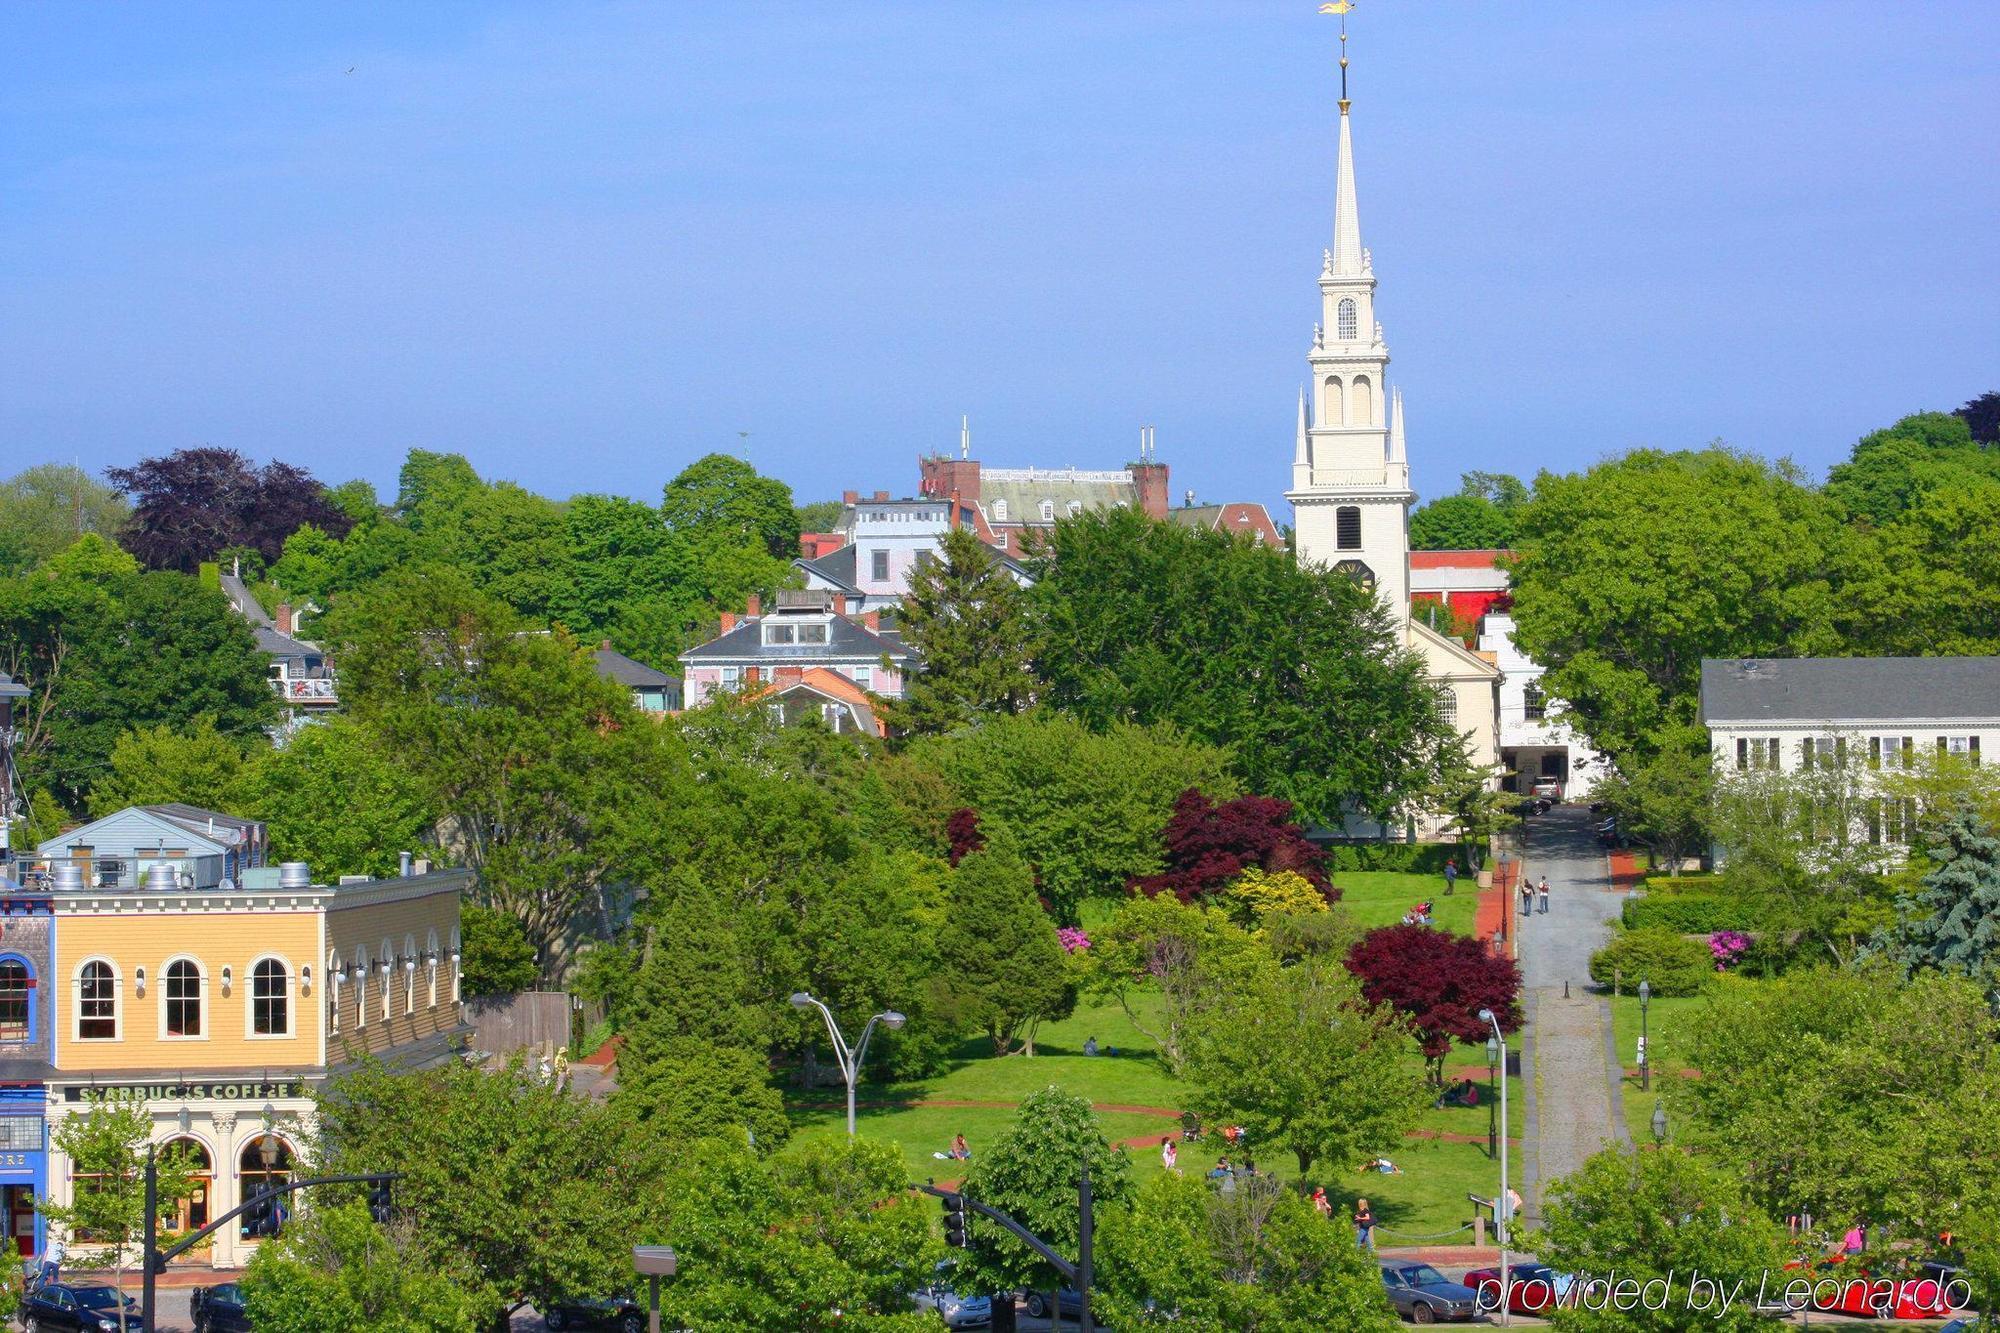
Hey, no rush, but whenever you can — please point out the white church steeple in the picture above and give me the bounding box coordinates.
[1286,10,1413,617]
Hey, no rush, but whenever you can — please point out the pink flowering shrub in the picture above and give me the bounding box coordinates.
[1708,930,1750,970]
[1057,926,1092,954]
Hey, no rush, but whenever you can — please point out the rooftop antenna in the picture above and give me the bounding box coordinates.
[960,415,970,459]
[737,430,751,458]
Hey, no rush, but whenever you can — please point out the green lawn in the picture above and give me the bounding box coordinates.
[1605,992,1710,1142]
[1333,870,1480,937]
[786,987,1524,1234]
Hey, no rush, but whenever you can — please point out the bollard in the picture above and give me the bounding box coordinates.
[1564,979,1570,999]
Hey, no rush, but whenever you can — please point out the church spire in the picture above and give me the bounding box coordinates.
[1327,1,1364,276]
[1293,385,1312,485]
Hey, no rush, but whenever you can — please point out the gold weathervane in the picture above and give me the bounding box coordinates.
[1319,1,1355,108]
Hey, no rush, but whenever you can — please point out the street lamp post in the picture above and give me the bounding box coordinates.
[1651,1103,1667,1147]
[791,993,906,1138]
[1485,1035,1499,1160]
[1479,1007,1510,1328]
[634,1245,677,1333]
[1638,980,1652,1093]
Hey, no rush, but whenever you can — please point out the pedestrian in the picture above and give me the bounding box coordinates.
[1443,858,1459,897]
[1082,1035,1098,1057]
[37,1232,63,1291]
[1355,1198,1376,1249]
[1538,875,1551,915]
[1520,872,1534,918]
[1312,1186,1333,1218]
[1162,1135,1179,1173]
[1504,1186,1524,1234]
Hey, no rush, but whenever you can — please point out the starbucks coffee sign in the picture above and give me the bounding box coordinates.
[64,1079,308,1104]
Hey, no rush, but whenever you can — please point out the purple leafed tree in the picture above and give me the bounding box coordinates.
[1131,788,1334,904]
[107,446,355,572]
[1345,923,1522,1083]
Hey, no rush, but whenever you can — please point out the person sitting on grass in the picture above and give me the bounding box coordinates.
[933,1133,971,1161]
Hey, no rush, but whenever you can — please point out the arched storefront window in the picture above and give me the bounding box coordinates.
[164,959,204,1038]
[252,958,290,1037]
[239,1136,296,1241]
[162,1137,213,1235]
[0,960,30,1041]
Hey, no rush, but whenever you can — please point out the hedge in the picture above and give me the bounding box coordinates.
[1322,842,1462,874]
[1589,927,1714,997]
[1621,894,1761,933]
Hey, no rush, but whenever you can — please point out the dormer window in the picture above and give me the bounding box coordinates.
[798,622,828,645]
[764,623,796,646]
[993,500,1008,522]
[1066,500,1083,517]
[1039,500,1055,522]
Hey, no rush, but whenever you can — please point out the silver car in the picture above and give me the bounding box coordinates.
[911,1262,993,1328]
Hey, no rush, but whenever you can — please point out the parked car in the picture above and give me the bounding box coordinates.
[542,1295,644,1332]
[1530,779,1563,803]
[19,1282,141,1332]
[911,1261,993,1328]
[1463,1262,1567,1315]
[1378,1259,1480,1323]
[1778,1255,1965,1320]
[192,1280,254,1332]
[1022,1288,1085,1320]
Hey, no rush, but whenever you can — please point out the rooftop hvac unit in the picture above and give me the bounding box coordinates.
[143,862,180,893]
[278,861,313,889]
[51,865,84,892]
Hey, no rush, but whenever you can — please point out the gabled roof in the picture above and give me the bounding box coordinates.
[752,668,884,737]
[1700,657,2000,724]
[592,643,678,688]
[41,806,240,857]
[797,544,860,591]
[254,626,321,660]
[679,612,918,665]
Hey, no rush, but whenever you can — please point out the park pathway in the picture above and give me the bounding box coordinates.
[1513,804,1630,1226]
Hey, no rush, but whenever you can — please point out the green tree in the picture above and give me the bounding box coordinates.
[1533,1146,1787,1333]
[613,1035,791,1151]
[661,453,801,611]
[1872,805,2000,1012]
[335,567,668,978]
[1185,957,1424,1181]
[1416,736,1517,871]
[1667,968,2000,1247]
[1507,447,1850,764]
[42,1103,199,1326]
[1595,727,1714,878]
[0,552,276,809]
[314,1060,683,1325]
[550,493,697,666]
[0,463,130,575]
[1842,479,2000,656]
[459,903,539,997]
[231,716,434,878]
[942,849,1071,1056]
[1094,1171,1399,1331]
[1824,411,2000,527]
[1077,894,1263,1074]
[795,499,845,532]
[241,1202,480,1333]
[1029,507,1448,825]
[1409,493,1513,551]
[87,715,255,817]
[653,1137,941,1333]
[910,711,1237,919]
[883,526,1035,736]
[959,1087,1135,1302]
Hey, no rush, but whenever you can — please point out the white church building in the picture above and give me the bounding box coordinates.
[1285,40,1505,801]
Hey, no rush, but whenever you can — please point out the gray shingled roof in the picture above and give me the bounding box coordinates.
[1700,657,2000,723]
[592,645,678,688]
[680,613,918,664]
[254,626,321,660]
[797,544,860,590]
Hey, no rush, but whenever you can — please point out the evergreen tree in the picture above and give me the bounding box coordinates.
[882,526,1035,736]
[1876,805,2000,1011]
[941,849,1071,1055]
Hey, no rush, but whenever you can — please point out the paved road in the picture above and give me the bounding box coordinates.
[1513,805,1628,1224]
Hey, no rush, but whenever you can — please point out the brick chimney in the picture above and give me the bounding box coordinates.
[842,489,859,504]
[832,594,847,616]
[863,611,880,632]
[919,455,982,504]
[745,593,761,617]
[719,611,736,633]
[745,666,761,685]
[600,639,613,650]
[874,490,890,501]
[275,603,294,634]
[1128,461,1170,520]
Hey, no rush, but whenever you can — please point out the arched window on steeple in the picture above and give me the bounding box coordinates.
[1323,376,1344,425]
[1337,298,1357,340]
[1350,375,1372,426]
[1336,506,1362,551]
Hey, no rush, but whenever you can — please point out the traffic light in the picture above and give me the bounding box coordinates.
[245,1194,278,1238]
[368,1177,394,1225]
[940,1192,970,1249]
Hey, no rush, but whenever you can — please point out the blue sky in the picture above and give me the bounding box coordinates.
[4,1,1995,518]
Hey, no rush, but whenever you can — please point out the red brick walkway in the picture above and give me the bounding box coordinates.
[1608,849,1645,893]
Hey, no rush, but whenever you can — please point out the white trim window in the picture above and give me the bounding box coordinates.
[353,946,369,1029]
[328,950,343,1035]
[250,956,293,1038]
[75,959,120,1041]
[449,927,463,1003]
[426,930,441,1008]
[161,957,207,1040]
[404,933,419,1015]
[379,939,395,1020]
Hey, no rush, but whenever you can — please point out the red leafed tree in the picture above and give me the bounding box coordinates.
[946,807,986,867]
[1131,788,1333,904]
[1344,924,1521,1084]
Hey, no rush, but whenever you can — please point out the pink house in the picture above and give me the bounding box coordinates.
[678,589,917,709]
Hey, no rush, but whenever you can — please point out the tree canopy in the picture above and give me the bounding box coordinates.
[106,446,354,572]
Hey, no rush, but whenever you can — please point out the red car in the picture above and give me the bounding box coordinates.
[1779,1255,1966,1319]
[1463,1263,1567,1316]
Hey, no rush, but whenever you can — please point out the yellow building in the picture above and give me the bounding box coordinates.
[32,806,467,1270]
